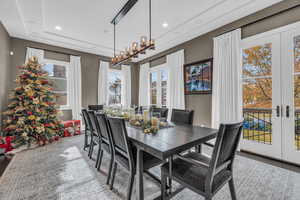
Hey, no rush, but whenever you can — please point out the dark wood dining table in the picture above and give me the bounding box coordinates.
[126,123,218,200]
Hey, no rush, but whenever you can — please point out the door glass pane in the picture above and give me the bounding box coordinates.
[151,89,157,105]
[150,72,158,89]
[243,43,272,78]
[242,44,273,145]
[161,88,167,106]
[294,35,300,150]
[108,71,122,105]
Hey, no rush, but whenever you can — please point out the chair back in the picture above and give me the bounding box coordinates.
[87,110,98,135]
[82,109,92,130]
[209,122,243,176]
[161,107,169,119]
[88,105,104,111]
[95,113,110,142]
[106,117,135,170]
[171,109,194,125]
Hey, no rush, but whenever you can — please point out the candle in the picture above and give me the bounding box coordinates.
[151,117,159,128]
[143,110,149,122]
[132,42,138,52]
[149,39,155,50]
[140,36,147,48]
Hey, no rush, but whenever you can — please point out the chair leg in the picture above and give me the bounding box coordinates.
[84,131,88,150]
[229,178,237,200]
[95,145,101,168]
[88,142,94,159]
[97,150,104,170]
[126,171,135,200]
[161,172,167,200]
[110,163,117,190]
[106,155,114,185]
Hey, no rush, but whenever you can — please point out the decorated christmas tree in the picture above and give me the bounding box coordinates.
[2,56,64,147]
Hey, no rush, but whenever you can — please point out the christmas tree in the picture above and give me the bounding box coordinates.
[2,56,64,147]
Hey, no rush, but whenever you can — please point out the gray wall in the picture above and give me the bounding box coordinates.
[9,38,139,120]
[0,21,11,128]
[138,0,300,126]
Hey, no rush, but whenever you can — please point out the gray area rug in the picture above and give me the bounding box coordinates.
[0,135,300,200]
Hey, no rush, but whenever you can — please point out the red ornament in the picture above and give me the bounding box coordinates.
[27,111,33,115]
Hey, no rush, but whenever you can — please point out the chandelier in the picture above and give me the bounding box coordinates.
[111,0,155,66]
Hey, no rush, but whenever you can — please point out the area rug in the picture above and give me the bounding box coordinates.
[0,135,299,200]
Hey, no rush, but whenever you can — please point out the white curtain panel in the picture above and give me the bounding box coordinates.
[70,56,82,121]
[167,49,185,121]
[98,61,109,105]
[121,65,132,108]
[25,47,44,63]
[211,29,243,129]
[139,63,150,106]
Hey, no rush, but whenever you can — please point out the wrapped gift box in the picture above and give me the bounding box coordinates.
[62,120,81,137]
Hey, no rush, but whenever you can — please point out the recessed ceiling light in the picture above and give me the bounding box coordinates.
[162,22,168,28]
[55,26,62,31]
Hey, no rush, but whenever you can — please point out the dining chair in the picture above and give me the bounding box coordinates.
[87,110,101,162]
[106,117,163,200]
[152,107,169,120]
[171,109,194,125]
[94,112,114,184]
[81,109,92,151]
[161,122,243,200]
[88,104,104,111]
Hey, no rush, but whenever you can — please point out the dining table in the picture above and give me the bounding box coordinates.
[126,123,218,200]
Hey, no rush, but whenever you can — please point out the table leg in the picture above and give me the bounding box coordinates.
[136,148,144,200]
[197,144,202,153]
[168,155,173,195]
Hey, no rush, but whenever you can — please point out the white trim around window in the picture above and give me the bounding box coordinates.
[42,58,71,110]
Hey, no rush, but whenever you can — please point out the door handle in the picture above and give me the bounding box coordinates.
[286,105,290,118]
[276,105,280,117]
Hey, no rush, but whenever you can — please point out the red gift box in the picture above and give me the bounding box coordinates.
[0,136,13,153]
[62,120,81,137]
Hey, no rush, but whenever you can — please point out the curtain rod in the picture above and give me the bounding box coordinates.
[26,46,80,57]
[216,3,300,37]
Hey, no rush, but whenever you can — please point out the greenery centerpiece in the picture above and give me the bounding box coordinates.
[103,106,168,134]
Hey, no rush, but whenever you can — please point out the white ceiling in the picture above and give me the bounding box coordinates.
[0,0,283,61]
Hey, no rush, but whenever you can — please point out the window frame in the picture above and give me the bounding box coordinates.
[149,64,169,107]
[106,68,123,106]
[42,58,71,110]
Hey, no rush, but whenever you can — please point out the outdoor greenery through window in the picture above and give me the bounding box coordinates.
[150,67,168,107]
[43,63,68,108]
[108,70,122,105]
[294,35,300,150]
[242,43,272,144]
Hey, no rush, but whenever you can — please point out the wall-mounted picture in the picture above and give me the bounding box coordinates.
[184,58,213,94]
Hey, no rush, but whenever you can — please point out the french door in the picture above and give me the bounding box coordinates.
[241,22,300,165]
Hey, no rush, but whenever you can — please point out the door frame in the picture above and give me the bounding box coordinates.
[241,33,282,159]
[241,20,300,164]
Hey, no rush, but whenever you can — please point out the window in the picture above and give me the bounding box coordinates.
[150,65,168,107]
[107,70,122,105]
[42,59,70,110]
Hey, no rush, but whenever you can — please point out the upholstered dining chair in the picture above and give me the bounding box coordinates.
[106,117,163,200]
[81,109,92,150]
[171,109,194,125]
[94,112,114,184]
[88,104,104,111]
[161,122,243,200]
